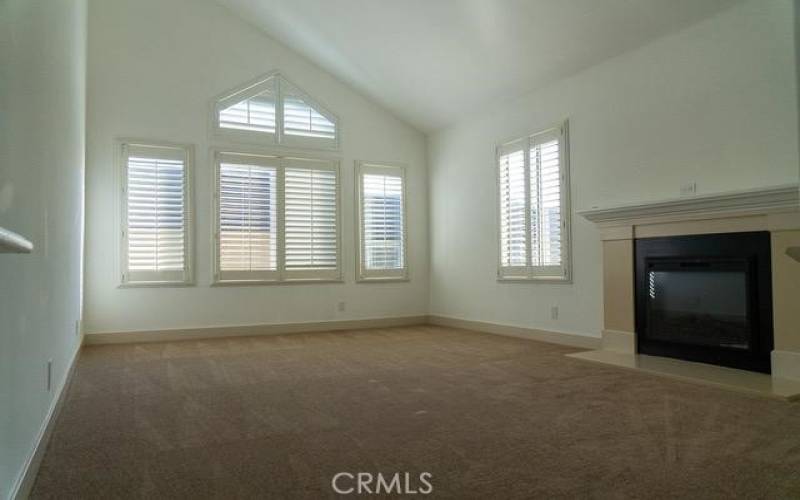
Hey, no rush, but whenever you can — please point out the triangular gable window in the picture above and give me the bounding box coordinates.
[213,72,339,149]
[282,81,336,140]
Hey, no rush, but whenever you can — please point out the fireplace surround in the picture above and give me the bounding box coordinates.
[577,183,800,384]
[634,232,773,373]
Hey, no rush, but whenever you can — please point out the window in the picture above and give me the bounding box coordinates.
[497,122,570,281]
[282,84,336,140]
[219,81,276,134]
[120,141,193,286]
[213,72,339,149]
[213,152,341,283]
[216,154,278,282]
[356,162,407,281]
[283,159,339,279]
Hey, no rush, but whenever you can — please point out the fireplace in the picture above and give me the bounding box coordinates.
[635,232,773,373]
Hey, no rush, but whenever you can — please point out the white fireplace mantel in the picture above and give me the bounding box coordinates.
[578,183,799,227]
[570,182,800,397]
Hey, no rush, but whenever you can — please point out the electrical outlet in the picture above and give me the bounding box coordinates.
[46,359,53,392]
[550,306,559,320]
[680,182,696,196]
[337,301,346,312]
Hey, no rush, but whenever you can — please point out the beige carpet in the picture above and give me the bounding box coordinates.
[31,325,800,499]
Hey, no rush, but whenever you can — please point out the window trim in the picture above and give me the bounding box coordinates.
[118,139,195,288]
[210,71,340,151]
[212,149,342,285]
[496,121,571,283]
[355,161,409,283]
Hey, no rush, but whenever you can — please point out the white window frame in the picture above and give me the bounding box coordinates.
[355,161,409,282]
[212,150,342,285]
[118,139,194,287]
[496,121,571,283]
[211,71,340,151]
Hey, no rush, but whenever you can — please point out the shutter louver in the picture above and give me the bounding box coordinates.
[217,158,278,281]
[218,77,276,134]
[531,137,562,267]
[357,164,407,279]
[123,144,190,284]
[498,146,527,274]
[214,73,338,148]
[284,159,339,280]
[282,89,336,140]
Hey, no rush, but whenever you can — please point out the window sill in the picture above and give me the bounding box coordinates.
[356,277,410,284]
[497,276,572,284]
[211,278,344,287]
[118,281,195,289]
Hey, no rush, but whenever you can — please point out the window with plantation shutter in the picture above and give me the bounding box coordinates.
[213,72,339,149]
[215,153,278,282]
[216,76,277,138]
[282,83,336,140]
[356,162,407,281]
[284,159,339,280]
[497,122,571,281]
[120,141,192,286]
[213,152,340,284]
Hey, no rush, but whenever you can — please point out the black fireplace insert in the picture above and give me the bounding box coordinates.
[635,232,773,373]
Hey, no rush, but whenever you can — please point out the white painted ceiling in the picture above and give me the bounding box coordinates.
[216,0,742,131]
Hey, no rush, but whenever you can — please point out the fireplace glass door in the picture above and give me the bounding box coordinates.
[645,261,750,350]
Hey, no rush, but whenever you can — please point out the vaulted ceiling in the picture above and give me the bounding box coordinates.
[216,0,743,131]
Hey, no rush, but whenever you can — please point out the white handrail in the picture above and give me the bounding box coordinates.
[0,227,33,253]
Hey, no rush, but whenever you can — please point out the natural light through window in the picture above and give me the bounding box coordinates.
[121,142,192,285]
[215,72,338,148]
[213,152,340,283]
[497,123,570,281]
[357,162,407,280]
[218,161,278,280]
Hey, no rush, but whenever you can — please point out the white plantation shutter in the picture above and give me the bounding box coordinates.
[357,163,407,280]
[531,131,562,274]
[217,76,277,136]
[283,158,339,280]
[282,89,336,140]
[219,90,276,133]
[216,153,278,282]
[214,73,338,149]
[497,123,570,281]
[121,143,192,285]
[498,141,528,277]
[213,153,341,283]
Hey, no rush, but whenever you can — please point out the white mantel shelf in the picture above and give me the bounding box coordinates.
[0,227,33,254]
[579,184,800,226]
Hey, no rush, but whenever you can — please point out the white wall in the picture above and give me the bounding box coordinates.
[84,0,428,334]
[0,0,87,497]
[428,0,799,339]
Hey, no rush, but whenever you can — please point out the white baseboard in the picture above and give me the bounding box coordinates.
[84,315,429,345]
[427,315,601,349]
[602,329,636,353]
[772,350,800,381]
[10,343,81,500]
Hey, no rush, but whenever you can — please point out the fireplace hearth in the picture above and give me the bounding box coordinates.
[635,232,773,373]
